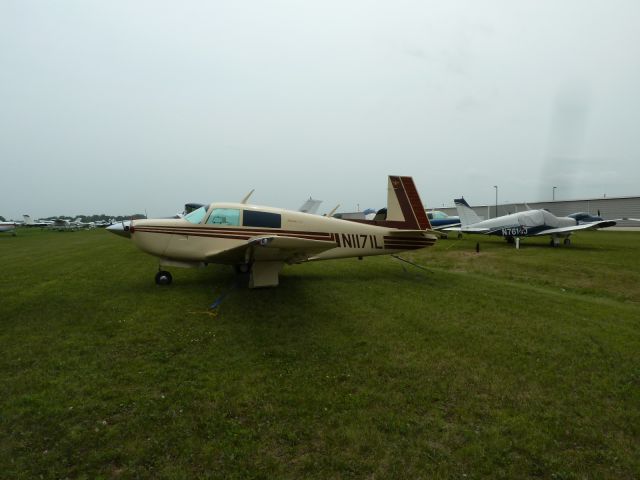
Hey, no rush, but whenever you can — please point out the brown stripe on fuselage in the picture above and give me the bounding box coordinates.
[135,227,252,240]
[134,225,332,241]
[136,224,332,236]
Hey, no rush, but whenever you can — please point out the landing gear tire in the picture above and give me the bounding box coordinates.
[234,263,251,274]
[563,237,571,246]
[155,270,172,285]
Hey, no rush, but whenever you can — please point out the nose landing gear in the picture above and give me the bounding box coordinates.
[155,270,173,285]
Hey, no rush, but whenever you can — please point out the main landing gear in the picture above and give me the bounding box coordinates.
[549,236,571,247]
[234,263,251,274]
[155,270,173,285]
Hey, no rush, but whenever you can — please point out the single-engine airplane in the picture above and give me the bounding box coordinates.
[107,176,437,288]
[22,215,52,227]
[427,210,461,230]
[446,197,617,247]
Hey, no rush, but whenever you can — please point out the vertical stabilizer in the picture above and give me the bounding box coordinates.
[343,176,432,230]
[299,198,323,214]
[23,215,33,225]
[387,176,432,230]
[454,198,481,227]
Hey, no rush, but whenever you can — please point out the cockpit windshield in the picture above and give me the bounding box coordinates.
[184,206,208,224]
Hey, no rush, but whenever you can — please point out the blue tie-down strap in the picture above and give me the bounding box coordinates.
[210,281,239,309]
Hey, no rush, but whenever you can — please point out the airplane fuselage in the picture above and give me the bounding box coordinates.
[128,202,436,267]
[462,209,576,237]
[0,222,17,235]
[108,175,436,287]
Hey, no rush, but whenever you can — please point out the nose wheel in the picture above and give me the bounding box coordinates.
[155,270,173,285]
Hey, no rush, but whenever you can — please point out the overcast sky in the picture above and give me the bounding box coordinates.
[1,0,639,219]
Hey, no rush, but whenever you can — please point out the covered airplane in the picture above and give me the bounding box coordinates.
[445,197,617,247]
[107,176,437,288]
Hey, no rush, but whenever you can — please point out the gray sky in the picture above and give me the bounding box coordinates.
[2,0,639,219]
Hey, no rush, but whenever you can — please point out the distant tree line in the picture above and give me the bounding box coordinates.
[41,214,148,222]
[1,213,147,222]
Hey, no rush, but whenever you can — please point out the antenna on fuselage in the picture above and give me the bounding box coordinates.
[241,189,255,204]
[326,204,340,217]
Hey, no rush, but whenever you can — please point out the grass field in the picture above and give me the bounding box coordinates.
[1,228,639,479]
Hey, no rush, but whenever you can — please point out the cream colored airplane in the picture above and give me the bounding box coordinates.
[107,176,437,288]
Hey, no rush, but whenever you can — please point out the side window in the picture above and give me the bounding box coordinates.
[243,210,281,228]
[206,208,241,226]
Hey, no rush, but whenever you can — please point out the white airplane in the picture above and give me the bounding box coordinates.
[445,197,617,247]
[48,218,79,231]
[0,221,17,236]
[22,215,52,227]
[72,217,96,229]
[107,176,438,288]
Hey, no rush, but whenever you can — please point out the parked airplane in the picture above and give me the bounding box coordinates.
[107,176,437,288]
[72,217,96,229]
[446,197,617,247]
[49,218,79,231]
[0,221,17,236]
[427,210,461,229]
[22,215,52,227]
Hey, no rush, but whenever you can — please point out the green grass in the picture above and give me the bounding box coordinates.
[1,229,639,479]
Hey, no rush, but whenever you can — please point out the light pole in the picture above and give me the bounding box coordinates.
[552,186,557,201]
[493,185,498,218]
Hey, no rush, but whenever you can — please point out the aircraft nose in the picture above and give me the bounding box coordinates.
[106,221,132,238]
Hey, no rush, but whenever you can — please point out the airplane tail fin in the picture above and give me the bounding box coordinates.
[386,176,432,230]
[23,214,33,225]
[454,197,481,227]
[342,176,432,230]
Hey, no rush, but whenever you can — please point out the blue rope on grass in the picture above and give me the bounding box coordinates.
[209,281,239,309]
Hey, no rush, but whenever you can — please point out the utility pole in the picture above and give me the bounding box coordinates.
[493,185,498,218]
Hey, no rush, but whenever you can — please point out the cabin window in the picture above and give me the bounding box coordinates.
[184,206,208,224]
[206,208,241,226]
[243,210,281,228]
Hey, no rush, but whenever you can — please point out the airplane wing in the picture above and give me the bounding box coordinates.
[384,229,444,240]
[532,220,617,236]
[443,226,491,234]
[205,235,337,265]
[430,222,461,231]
